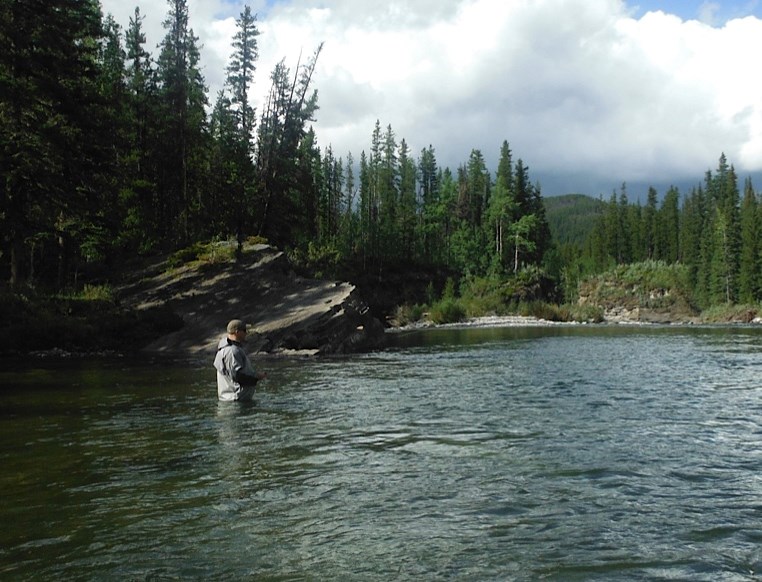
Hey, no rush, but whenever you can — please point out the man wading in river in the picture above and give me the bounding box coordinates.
[214,319,267,401]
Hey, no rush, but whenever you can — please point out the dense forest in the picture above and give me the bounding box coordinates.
[558,154,761,311]
[0,1,550,288]
[2,0,762,322]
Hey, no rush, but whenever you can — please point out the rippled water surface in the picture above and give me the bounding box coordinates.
[3,325,762,580]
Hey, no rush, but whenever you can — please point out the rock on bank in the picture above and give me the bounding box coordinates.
[118,244,386,356]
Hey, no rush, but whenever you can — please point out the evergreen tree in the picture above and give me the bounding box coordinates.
[679,186,703,286]
[1,0,106,287]
[319,145,342,241]
[417,145,440,263]
[617,184,631,264]
[227,6,259,153]
[704,155,740,302]
[121,6,160,252]
[642,187,658,260]
[738,177,759,302]
[437,168,458,267]
[657,186,680,263]
[603,191,620,263]
[156,0,209,246]
[256,44,322,246]
[465,149,489,229]
[397,138,417,258]
[627,202,643,263]
[208,91,243,238]
[378,124,399,259]
[219,5,260,251]
[336,151,358,259]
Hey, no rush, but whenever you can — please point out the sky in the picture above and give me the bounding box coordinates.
[99,0,762,198]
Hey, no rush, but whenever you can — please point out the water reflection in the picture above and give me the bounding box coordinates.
[214,401,261,504]
[4,326,762,579]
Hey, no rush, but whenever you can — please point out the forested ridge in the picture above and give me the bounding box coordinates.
[2,0,762,331]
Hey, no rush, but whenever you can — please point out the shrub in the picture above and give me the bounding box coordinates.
[78,284,114,302]
[288,241,341,278]
[197,243,236,265]
[167,242,208,268]
[579,260,695,312]
[568,303,605,323]
[700,303,760,323]
[429,298,466,324]
[245,235,269,246]
[394,304,426,326]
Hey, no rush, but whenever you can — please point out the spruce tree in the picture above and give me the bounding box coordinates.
[156,0,209,246]
[219,5,260,251]
[738,177,759,302]
[256,44,322,246]
[1,0,106,287]
[417,145,440,264]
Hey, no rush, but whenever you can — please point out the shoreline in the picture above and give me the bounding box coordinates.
[388,315,574,333]
[388,313,762,333]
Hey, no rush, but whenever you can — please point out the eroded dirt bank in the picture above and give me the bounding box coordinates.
[117,244,386,357]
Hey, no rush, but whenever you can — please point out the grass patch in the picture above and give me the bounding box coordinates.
[167,239,238,270]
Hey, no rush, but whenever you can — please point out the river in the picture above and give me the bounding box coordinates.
[2,324,762,580]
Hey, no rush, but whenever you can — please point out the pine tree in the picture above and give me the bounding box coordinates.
[218,5,260,251]
[256,44,322,246]
[227,6,259,153]
[642,187,658,259]
[1,0,106,286]
[738,177,759,302]
[617,184,631,264]
[679,187,699,283]
[120,7,160,252]
[417,145,439,264]
[378,124,399,260]
[704,155,740,302]
[397,138,417,259]
[156,0,209,246]
[657,186,680,263]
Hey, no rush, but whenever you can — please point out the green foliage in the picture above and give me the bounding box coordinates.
[394,304,426,326]
[197,243,237,265]
[700,303,760,323]
[76,284,115,302]
[167,242,211,268]
[429,298,466,324]
[167,240,237,269]
[458,275,508,316]
[579,260,695,312]
[544,194,605,246]
[442,277,458,300]
[500,265,556,304]
[246,235,269,246]
[2,0,759,338]
[287,241,342,278]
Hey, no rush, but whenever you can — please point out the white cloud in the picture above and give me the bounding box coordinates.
[100,0,762,195]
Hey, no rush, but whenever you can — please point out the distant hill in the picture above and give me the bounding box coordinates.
[543,193,605,247]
